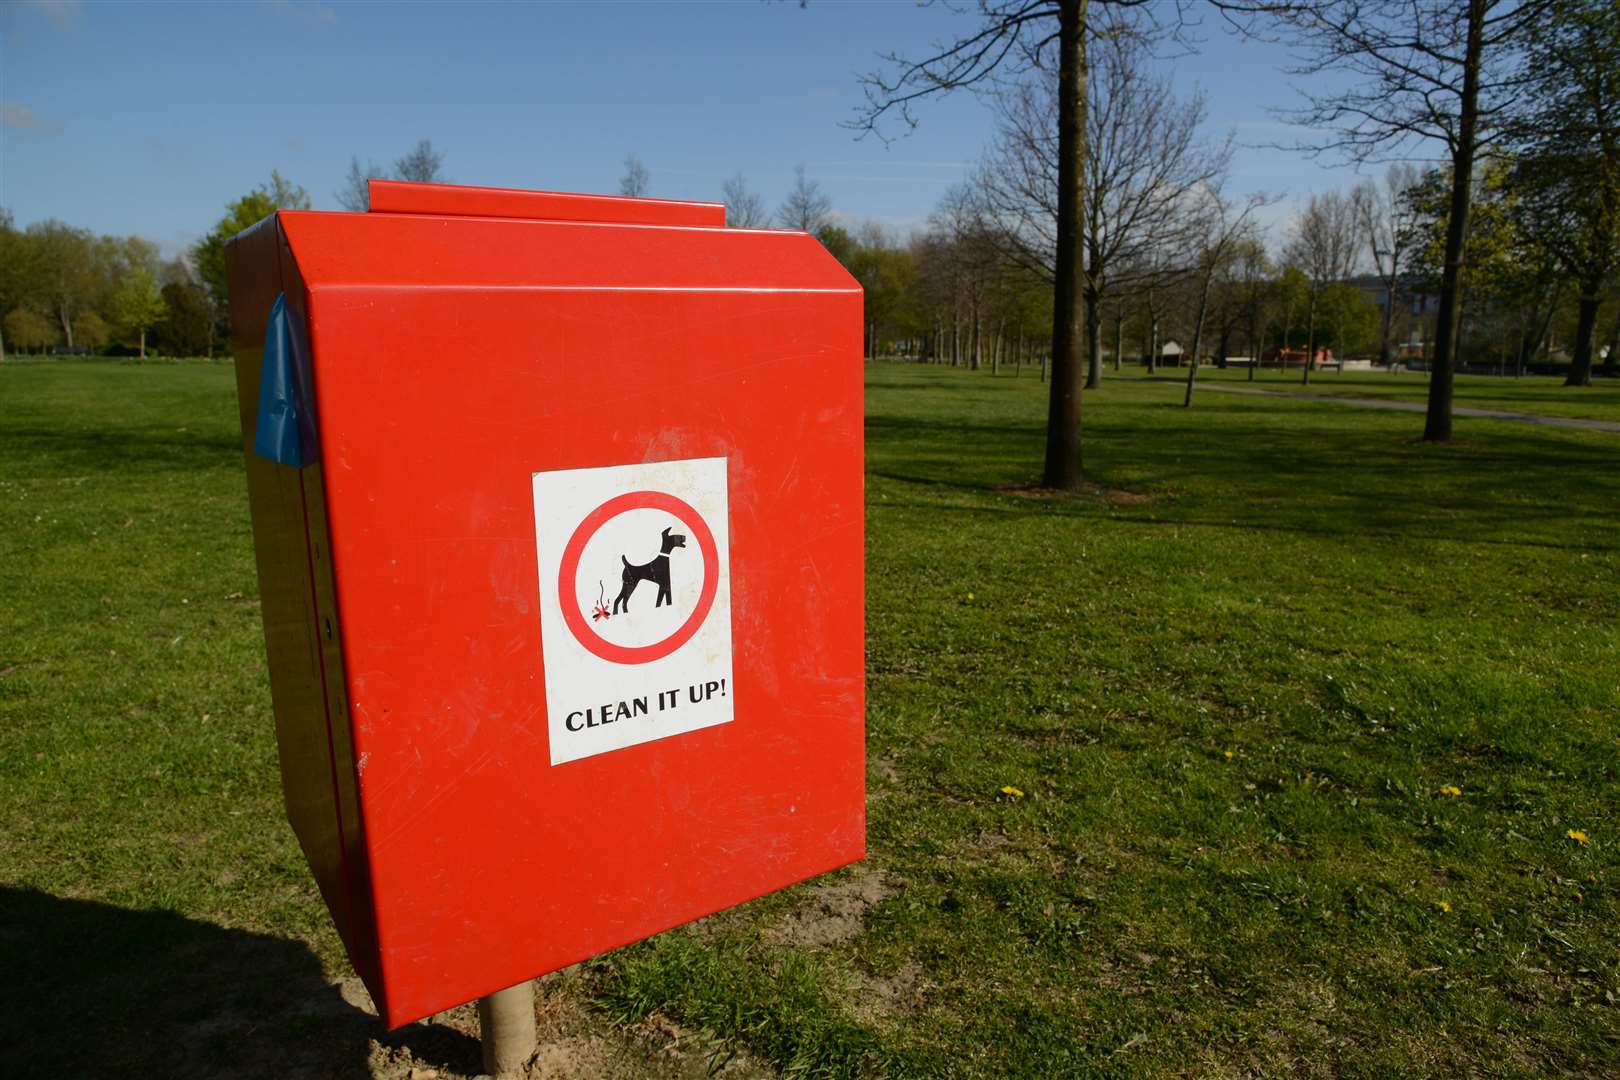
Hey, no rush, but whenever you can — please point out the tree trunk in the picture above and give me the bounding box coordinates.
[59,305,75,349]
[1378,279,1396,369]
[1148,316,1159,375]
[969,303,980,371]
[1303,289,1318,386]
[1084,286,1102,390]
[1424,0,1485,440]
[139,328,147,360]
[1041,0,1087,491]
[1184,265,1215,407]
[1114,309,1124,372]
[1247,312,1258,381]
[1567,289,1599,387]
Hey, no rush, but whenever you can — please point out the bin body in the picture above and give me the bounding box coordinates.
[225,181,864,1026]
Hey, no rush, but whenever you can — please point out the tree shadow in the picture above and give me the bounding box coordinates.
[2,425,242,478]
[863,405,1620,553]
[0,887,480,1079]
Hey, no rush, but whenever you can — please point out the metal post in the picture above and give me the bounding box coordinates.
[477,980,537,1076]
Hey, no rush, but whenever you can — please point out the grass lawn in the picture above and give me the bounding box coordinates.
[2,358,1617,1077]
[1150,363,1620,423]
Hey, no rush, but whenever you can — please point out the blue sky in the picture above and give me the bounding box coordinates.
[2,0,1375,260]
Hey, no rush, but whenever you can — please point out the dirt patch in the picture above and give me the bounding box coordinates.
[867,756,902,803]
[847,961,924,1024]
[353,976,776,1080]
[764,869,901,949]
[992,481,1156,506]
[1105,489,1154,506]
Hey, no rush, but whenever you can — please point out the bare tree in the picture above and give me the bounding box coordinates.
[336,157,385,211]
[721,172,767,227]
[620,154,651,198]
[775,164,834,234]
[978,29,1231,391]
[1183,186,1274,405]
[852,0,1177,490]
[1220,0,1545,439]
[1283,190,1359,385]
[395,139,445,183]
[337,140,444,210]
[1352,163,1421,370]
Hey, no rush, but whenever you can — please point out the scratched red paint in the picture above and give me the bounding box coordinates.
[224,180,865,1027]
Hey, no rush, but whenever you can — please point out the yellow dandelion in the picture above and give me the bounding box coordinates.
[999,785,1025,799]
[1435,900,1451,913]
[1439,785,1461,797]
[1223,750,1234,760]
[1567,829,1590,845]
[966,592,975,601]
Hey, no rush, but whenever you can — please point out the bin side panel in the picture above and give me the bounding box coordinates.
[225,219,381,999]
[307,282,863,1027]
[275,237,385,1004]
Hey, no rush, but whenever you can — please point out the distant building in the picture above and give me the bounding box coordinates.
[1260,345,1334,368]
[1345,273,1440,359]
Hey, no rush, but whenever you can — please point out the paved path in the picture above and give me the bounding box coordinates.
[1189,382,1620,434]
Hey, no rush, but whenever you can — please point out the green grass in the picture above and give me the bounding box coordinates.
[1162,363,1620,422]
[3,358,1617,1077]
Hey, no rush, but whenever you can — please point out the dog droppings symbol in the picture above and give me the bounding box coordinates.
[592,581,612,623]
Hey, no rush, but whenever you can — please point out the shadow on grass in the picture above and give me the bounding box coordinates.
[865,405,1620,552]
[2,426,242,478]
[0,888,479,1079]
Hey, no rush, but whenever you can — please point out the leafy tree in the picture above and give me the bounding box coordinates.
[1507,0,1620,386]
[191,171,310,347]
[28,220,96,348]
[4,308,56,354]
[72,311,110,353]
[0,210,37,360]
[156,282,213,357]
[110,267,166,359]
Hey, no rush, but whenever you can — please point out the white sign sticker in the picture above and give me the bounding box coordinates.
[531,456,734,765]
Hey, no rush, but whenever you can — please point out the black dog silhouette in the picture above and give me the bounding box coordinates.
[612,526,686,613]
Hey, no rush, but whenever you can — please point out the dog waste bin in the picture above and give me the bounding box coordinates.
[225,180,865,1027]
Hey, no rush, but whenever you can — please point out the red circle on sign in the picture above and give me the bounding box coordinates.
[558,490,719,665]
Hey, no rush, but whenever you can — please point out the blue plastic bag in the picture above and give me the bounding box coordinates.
[252,293,318,468]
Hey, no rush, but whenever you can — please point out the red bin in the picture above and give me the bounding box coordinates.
[225,180,865,1026]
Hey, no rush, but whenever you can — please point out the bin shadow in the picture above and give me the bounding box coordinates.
[0,887,480,1079]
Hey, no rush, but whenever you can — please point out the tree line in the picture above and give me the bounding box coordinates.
[844,0,1618,485]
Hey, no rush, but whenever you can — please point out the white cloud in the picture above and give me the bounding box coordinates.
[24,0,81,30]
[1,101,61,134]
